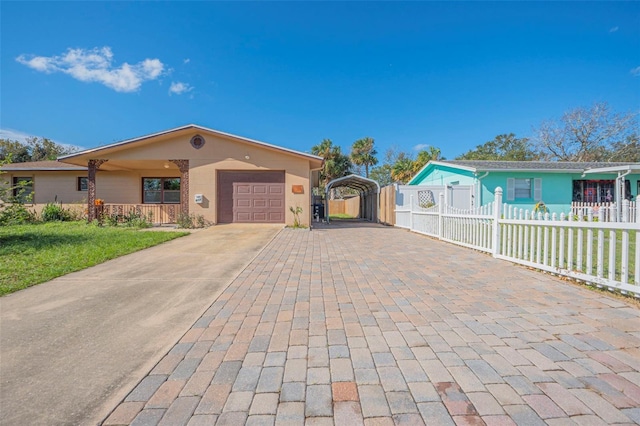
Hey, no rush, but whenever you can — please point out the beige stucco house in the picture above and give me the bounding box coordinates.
[1,125,324,226]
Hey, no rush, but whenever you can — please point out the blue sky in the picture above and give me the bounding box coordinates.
[1,2,639,160]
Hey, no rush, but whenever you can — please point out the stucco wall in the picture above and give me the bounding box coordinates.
[1,171,87,204]
[59,131,316,226]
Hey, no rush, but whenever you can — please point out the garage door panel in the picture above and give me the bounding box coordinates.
[236,185,251,194]
[218,171,285,223]
[253,185,268,194]
[269,212,284,221]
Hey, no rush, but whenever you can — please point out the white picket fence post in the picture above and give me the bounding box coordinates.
[492,187,503,257]
[438,192,445,240]
[409,195,414,231]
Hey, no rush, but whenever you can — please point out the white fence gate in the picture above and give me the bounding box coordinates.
[396,187,640,297]
[395,184,474,229]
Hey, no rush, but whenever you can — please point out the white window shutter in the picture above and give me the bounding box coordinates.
[534,178,542,201]
[506,178,515,201]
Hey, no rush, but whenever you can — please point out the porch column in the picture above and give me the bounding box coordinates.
[170,159,189,216]
[87,159,108,222]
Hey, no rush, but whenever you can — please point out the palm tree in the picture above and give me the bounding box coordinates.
[311,139,352,188]
[413,146,443,174]
[351,137,378,178]
[391,153,415,184]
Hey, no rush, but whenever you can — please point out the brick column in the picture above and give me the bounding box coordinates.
[87,159,108,222]
[169,159,189,217]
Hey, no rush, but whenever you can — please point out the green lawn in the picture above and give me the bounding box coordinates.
[0,222,188,296]
[329,213,357,219]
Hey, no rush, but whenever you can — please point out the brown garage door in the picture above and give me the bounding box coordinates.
[218,171,285,223]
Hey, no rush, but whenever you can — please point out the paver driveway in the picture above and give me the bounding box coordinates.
[104,222,640,425]
[0,224,282,426]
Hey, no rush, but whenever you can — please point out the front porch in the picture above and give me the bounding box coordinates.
[86,158,189,223]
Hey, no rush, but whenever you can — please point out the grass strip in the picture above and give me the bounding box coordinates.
[0,222,188,296]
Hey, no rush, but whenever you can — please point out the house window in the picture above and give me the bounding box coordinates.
[506,178,542,202]
[572,180,616,203]
[77,177,88,191]
[514,178,532,199]
[12,177,33,203]
[142,178,180,204]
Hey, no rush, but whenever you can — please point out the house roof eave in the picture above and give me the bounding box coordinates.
[58,124,324,165]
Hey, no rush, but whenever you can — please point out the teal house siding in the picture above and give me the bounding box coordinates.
[409,161,640,216]
[411,164,476,186]
[481,173,573,213]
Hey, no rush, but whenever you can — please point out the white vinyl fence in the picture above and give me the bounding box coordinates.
[571,201,637,223]
[396,187,640,297]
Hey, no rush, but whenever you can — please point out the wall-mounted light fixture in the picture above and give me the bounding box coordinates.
[245,155,250,160]
[163,163,170,169]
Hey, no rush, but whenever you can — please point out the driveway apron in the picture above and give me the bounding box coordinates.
[0,224,283,426]
[105,221,640,426]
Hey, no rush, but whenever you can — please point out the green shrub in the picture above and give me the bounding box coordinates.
[0,203,37,226]
[176,212,210,229]
[122,211,153,228]
[41,202,73,222]
[289,206,303,228]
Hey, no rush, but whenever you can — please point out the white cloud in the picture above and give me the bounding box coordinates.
[169,81,193,95]
[413,144,429,151]
[0,128,35,143]
[183,58,190,64]
[609,26,619,33]
[16,47,165,93]
[631,66,640,77]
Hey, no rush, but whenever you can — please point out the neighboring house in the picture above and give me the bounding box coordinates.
[409,160,640,214]
[1,124,324,226]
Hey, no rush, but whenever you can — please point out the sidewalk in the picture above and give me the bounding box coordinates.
[104,222,640,425]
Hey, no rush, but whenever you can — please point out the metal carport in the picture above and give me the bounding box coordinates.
[325,174,380,223]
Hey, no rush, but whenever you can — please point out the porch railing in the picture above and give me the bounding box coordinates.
[103,204,181,224]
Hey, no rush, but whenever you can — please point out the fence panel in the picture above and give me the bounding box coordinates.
[571,201,637,223]
[396,187,640,297]
[379,185,396,226]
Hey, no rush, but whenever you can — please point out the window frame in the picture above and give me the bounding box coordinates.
[77,177,88,191]
[506,177,542,202]
[12,177,34,203]
[142,177,181,204]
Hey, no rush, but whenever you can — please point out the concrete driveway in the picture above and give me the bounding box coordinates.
[105,222,640,425]
[0,224,282,426]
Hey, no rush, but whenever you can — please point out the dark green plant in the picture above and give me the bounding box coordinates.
[0,162,37,225]
[0,203,37,226]
[41,202,73,222]
[289,206,304,228]
[176,212,210,229]
[122,211,153,228]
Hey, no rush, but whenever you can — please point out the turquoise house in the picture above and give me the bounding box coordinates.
[409,160,640,214]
